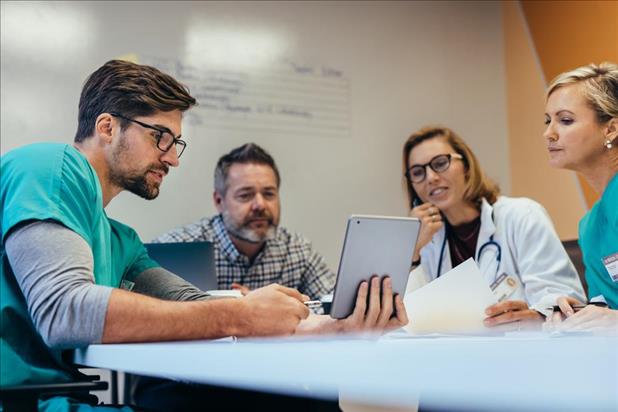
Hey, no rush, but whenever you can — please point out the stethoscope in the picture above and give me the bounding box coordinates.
[436,211,502,278]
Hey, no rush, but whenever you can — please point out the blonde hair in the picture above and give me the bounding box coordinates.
[402,126,500,209]
[546,62,618,124]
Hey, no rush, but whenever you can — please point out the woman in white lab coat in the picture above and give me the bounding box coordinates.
[403,126,585,328]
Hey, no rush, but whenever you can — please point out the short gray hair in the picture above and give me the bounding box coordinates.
[214,143,281,195]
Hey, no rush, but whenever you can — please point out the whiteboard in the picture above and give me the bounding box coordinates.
[140,55,351,138]
[1,1,508,271]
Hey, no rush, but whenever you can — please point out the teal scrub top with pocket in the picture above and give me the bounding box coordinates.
[579,172,618,309]
[1,143,158,410]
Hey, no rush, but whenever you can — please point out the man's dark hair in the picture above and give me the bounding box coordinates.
[214,143,281,195]
[75,59,196,142]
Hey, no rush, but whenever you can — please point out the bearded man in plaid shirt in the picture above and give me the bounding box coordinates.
[154,143,335,301]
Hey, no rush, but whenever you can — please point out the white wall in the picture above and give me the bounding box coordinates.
[1,1,508,270]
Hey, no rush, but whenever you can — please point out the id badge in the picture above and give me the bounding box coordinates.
[490,273,520,302]
[602,252,618,282]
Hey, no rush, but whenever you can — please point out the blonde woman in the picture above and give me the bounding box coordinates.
[403,126,585,328]
[544,62,618,333]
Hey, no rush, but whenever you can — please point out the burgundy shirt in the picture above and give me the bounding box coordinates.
[446,216,482,268]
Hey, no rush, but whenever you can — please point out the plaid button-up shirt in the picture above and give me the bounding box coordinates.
[154,215,335,300]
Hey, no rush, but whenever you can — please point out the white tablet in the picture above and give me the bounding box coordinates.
[330,215,421,319]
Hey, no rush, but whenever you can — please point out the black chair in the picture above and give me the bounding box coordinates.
[562,239,588,296]
[0,374,108,412]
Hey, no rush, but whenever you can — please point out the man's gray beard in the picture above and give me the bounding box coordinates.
[221,210,277,244]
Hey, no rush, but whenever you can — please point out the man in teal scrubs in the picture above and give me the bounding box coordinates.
[0,60,408,411]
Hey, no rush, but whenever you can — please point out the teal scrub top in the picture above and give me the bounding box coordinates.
[1,143,158,409]
[579,172,618,309]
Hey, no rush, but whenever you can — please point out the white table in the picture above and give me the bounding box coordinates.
[73,332,618,411]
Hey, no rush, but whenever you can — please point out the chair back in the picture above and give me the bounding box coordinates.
[562,239,587,296]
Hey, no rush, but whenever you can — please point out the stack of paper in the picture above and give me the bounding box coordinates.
[403,259,497,335]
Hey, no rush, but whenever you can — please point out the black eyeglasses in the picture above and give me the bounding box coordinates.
[405,153,463,183]
[110,113,187,158]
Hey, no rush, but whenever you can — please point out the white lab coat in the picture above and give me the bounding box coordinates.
[406,196,586,315]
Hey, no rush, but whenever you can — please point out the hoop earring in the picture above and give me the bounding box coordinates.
[605,138,614,149]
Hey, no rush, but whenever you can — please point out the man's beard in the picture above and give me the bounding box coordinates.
[222,210,278,244]
[114,172,161,200]
[109,136,168,200]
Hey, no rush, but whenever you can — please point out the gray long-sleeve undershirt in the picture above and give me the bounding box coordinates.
[5,221,212,349]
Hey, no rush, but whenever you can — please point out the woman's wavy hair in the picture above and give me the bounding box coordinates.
[402,126,500,209]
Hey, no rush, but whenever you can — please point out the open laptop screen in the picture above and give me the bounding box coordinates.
[144,242,218,291]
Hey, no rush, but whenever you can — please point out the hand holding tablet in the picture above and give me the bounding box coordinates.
[337,275,409,332]
[330,215,421,319]
[295,275,409,335]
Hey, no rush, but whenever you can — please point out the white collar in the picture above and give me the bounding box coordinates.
[478,197,497,242]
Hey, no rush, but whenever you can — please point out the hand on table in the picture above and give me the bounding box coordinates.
[484,300,543,329]
[236,284,309,337]
[544,296,618,335]
[545,296,583,325]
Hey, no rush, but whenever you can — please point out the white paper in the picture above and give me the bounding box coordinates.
[403,258,498,335]
[206,290,242,298]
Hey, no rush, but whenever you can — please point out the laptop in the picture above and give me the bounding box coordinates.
[144,241,218,291]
